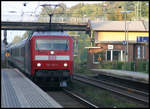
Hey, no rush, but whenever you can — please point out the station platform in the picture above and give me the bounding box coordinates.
[1,68,62,108]
[90,69,149,84]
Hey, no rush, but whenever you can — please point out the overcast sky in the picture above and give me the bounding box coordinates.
[1,1,103,43]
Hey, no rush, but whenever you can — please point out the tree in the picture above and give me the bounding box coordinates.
[21,31,33,40]
[115,6,123,21]
[11,35,22,44]
[37,1,148,22]
[37,3,67,22]
[141,1,149,18]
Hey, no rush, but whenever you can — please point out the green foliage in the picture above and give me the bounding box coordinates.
[141,2,149,18]
[11,31,33,44]
[99,61,125,70]
[22,31,33,40]
[71,31,91,73]
[68,31,90,67]
[122,62,135,71]
[146,62,149,73]
[11,35,22,44]
[136,60,149,73]
[99,61,114,69]
[37,1,148,22]
[98,60,148,74]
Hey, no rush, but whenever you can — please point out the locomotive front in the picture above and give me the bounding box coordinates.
[30,32,73,86]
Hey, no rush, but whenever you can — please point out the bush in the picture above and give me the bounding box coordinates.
[146,62,149,73]
[98,60,149,74]
[114,61,124,70]
[99,61,135,71]
[99,61,124,70]
[122,62,135,71]
[99,61,114,69]
[136,60,149,73]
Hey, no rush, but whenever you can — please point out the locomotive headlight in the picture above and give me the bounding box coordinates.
[50,51,54,55]
[64,63,68,67]
[37,63,41,67]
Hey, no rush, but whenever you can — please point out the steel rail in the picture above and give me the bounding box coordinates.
[73,74,149,104]
[75,74,149,96]
[62,88,98,108]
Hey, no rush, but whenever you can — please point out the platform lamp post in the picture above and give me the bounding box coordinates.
[120,11,131,63]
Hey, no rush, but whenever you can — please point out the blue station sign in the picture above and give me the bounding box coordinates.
[137,36,149,43]
[122,41,127,45]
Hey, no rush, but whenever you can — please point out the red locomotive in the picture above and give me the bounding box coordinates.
[7,31,74,87]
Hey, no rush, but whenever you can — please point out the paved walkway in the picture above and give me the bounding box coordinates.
[1,68,62,108]
[90,69,149,84]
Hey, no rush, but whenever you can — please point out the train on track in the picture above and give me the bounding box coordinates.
[7,31,74,87]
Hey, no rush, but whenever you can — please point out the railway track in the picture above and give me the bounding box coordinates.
[46,88,98,108]
[95,73,149,93]
[73,74,149,105]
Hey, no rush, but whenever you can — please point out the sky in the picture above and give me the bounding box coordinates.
[1,1,103,43]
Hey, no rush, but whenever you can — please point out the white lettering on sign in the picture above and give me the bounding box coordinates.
[108,45,114,49]
[48,56,56,60]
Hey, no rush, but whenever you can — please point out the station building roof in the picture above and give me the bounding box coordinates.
[90,21,149,32]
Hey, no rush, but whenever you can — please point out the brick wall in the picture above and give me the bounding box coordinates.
[87,42,149,69]
[87,52,99,69]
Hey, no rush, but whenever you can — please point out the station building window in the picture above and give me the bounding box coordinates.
[106,50,125,61]
[10,49,12,56]
[142,46,145,59]
[12,49,15,56]
[106,51,111,61]
[16,48,19,56]
[13,49,16,56]
[21,47,25,57]
[12,49,13,56]
[137,46,141,59]
[14,49,16,56]
[113,51,121,61]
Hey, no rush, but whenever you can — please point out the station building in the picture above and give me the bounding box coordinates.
[86,21,149,68]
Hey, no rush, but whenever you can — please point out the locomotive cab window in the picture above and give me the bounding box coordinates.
[36,39,69,51]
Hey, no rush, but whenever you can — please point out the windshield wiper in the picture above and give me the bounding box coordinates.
[65,44,68,51]
[65,40,68,51]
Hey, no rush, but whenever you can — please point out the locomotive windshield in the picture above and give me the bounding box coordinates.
[35,39,68,50]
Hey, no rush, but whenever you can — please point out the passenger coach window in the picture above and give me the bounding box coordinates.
[36,39,68,50]
[21,47,25,57]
